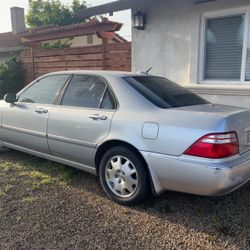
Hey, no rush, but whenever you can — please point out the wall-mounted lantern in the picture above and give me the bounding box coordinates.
[133,11,146,30]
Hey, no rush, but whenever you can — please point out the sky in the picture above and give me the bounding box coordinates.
[0,0,131,40]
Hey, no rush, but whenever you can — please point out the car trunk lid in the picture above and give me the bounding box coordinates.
[173,104,250,153]
[226,109,250,153]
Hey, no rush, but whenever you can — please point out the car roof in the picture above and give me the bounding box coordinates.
[42,70,148,78]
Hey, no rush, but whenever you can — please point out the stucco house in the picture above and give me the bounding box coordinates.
[79,0,250,109]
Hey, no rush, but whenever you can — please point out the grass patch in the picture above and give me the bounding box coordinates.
[23,171,56,191]
[4,184,13,193]
[26,158,76,184]
[21,196,38,204]
[0,190,6,198]
[0,184,13,198]
[0,157,76,191]
[16,216,22,223]
[0,161,23,172]
[30,171,56,185]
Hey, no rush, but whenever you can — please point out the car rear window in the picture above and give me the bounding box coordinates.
[124,76,209,108]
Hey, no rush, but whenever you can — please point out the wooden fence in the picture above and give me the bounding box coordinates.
[20,42,131,85]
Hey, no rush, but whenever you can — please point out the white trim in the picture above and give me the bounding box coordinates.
[202,7,248,19]
[241,11,249,81]
[200,80,243,85]
[198,13,206,83]
[199,6,250,85]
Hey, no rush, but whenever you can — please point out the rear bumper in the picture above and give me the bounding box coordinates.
[141,151,250,196]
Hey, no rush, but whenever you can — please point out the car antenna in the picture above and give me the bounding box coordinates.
[137,67,152,75]
[146,67,152,74]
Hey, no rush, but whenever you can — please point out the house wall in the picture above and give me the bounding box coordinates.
[71,34,102,47]
[132,0,250,108]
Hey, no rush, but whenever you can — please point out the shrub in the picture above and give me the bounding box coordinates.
[0,57,23,99]
[40,39,72,49]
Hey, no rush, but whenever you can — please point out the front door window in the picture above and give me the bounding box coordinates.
[18,74,70,104]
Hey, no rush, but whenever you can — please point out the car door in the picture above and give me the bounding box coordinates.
[1,74,70,154]
[47,74,116,167]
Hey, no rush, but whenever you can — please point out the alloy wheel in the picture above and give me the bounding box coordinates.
[105,155,138,198]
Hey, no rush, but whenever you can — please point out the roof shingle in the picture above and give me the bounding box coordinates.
[0,19,125,49]
[21,19,122,38]
[0,32,23,49]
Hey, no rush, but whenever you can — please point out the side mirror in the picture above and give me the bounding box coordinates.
[4,93,17,104]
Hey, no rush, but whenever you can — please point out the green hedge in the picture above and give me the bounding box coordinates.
[0,57,23,99]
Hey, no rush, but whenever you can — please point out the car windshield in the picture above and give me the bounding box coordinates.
[124,76,209,109]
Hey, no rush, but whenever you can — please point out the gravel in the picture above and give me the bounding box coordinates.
[0,150,249,250]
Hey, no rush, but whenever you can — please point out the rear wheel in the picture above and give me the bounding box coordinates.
[99,146,149,205]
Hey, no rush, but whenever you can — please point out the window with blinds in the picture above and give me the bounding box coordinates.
[204,15,244,80]
[202,11,250,82]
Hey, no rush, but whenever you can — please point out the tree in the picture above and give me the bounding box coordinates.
[26,0,87,28]
[0,57,23,98]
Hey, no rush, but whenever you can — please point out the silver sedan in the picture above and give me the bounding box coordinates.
[1,71,250,205]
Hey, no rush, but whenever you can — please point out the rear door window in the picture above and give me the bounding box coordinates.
[61,75,107,109]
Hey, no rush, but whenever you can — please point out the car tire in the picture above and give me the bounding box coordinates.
[99,146,149,206]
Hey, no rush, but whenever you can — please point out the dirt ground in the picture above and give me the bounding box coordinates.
[0,150,249,250]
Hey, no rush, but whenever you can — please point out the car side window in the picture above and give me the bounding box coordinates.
[100,89,115,109]
[61,75,107,109]
[18,75,69,104]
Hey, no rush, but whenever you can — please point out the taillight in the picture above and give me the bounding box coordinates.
[184,132,239,159]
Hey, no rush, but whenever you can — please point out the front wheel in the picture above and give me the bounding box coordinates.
[99,146,149,205]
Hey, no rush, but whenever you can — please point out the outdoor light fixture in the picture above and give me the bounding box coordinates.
[133,11,146,30]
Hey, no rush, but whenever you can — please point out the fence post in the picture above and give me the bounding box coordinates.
[64,48,67,70]
[102,38,108,70]
[30,48,35,80]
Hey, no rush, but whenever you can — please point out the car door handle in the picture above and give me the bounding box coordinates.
[35,108,48,114]
[89,114,107,120]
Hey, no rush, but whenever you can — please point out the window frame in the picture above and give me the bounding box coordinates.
[58,74,118,111]
[199,7,250,84]
[17,74,71,105]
